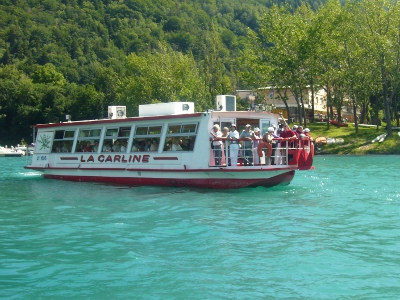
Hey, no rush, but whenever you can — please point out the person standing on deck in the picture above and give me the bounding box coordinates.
[228,124,239,167]
[262,127,279,165]
[240,124,254,166]
[303,128,313,147]
[279,124,296,164]
[221,127,230,166]
[210,124,223,165]
[252,127,262,165]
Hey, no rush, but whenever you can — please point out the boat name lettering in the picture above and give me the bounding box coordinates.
[36,156,48,161]
[80,154,150,163]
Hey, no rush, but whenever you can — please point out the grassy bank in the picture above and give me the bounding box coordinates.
[306,123,400,155]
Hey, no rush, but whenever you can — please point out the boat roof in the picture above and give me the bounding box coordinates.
[34,112,204,129]
[34,110,278,129]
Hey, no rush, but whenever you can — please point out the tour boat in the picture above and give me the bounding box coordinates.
[25,96,314,189]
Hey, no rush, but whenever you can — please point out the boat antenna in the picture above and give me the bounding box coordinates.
[279,112,289,127]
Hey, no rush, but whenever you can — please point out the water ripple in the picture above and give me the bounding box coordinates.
[1,156,400,299]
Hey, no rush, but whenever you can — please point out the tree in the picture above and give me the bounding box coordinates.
[354,0,400,136]
[120,46,208,116]
[257,4,315,125]
[202,21,233,107]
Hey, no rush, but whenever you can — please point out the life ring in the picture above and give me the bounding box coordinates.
[257,142,272,157]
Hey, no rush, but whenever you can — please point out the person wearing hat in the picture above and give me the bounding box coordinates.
[262,127,278,165]
[240,124,254,166]
[279,124,296,164]
[295,125,303,138]
[228,124,239,167]
[221,127,230,165]
[303,128,313,146]
[252,127,262,165]
[210,124,223,165]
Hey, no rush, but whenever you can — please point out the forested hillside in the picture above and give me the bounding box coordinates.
[0,0,328,144]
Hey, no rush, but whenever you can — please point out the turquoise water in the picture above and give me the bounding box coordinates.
[1,156,400,299]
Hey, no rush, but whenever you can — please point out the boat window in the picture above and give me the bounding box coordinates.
[64,131,75,138]
[54,131,64,140]
[52,130,75,153]
[131,138,160,152]
[106,128,119,137]
[182,124,197,133]
[168,125,181,134]
[131,125,162,153]
[79,130,88,137]
[167,123,198,134]
[75,128,102,153]
[120,127,131,137]
[135,126,162,136]
[51,140,73,153]
[149,126,162,135]
[164,136,195,151]
[79,129,101,138]
[102,126,131,153]
[260,119,273,135]
[135,127,148,135]
[164,123,198,152]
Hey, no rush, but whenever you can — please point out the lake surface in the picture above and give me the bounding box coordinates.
[1,156,400,299]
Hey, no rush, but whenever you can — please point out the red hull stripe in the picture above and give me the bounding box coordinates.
[79,167,125,171]
[43,171,295,189]
[25,165,297,172]
[60,157,79,160]
[153,157,179,161]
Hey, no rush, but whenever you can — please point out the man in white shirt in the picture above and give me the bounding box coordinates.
[210,124,223,165]
[228,124,239,167]
[171,138,183,151]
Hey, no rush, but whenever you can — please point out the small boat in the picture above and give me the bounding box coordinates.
[0,147,24,157]
[25,97,314,189]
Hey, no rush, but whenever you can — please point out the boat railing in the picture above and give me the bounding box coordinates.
[209,137,313,168]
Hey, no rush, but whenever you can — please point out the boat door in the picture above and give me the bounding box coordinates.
[210,118,234,167]
[260,119,274,135]
[219,118,235,130]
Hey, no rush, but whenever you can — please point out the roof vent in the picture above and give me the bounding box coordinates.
[216,95,236,111]
[108,106,126,119]
[139,102,194,117]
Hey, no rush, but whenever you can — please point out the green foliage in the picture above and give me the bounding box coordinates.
[250,0,400,136]
[2,0,294,144]
[3,1,391,157]
[31,63,67,86]
[121,48,208,116]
